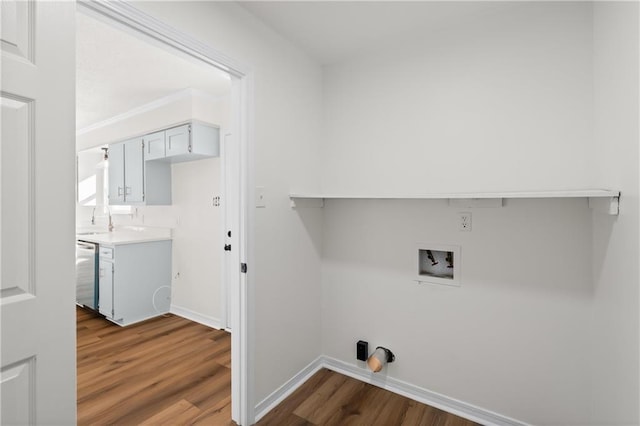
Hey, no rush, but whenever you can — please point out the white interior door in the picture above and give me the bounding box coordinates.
[1,1,77,424]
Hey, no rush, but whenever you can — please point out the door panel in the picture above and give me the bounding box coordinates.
[1,95,31,298]
[108,142,125,204]
[98,260,113,319]
[1,358,35,425]
[0,0,34,61]
[123,138,144,203]
[144,130,165,161]
[165,124,190,157]
[1,1,76,424]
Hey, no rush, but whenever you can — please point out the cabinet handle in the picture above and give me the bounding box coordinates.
[117,186,123,196]
[125,186,131,195]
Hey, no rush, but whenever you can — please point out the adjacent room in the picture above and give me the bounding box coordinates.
[74,9,235,424]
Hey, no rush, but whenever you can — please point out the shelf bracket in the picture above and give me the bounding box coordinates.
[290,197,324,209]
[589,195,619,215]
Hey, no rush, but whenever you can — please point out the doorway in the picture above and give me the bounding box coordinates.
[75,1,251,424]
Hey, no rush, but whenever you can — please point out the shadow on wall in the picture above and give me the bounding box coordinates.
[591,212,616,291]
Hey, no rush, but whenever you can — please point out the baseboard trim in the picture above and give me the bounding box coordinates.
[253,354,529,426]
[170,304,222,330]
[254,356,325,423]
[321,356,530,426]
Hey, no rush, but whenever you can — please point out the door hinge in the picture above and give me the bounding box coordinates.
[241,263,247,274]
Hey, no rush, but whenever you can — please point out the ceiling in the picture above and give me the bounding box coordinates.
[77,2,507,130]
[76,12,231,131]
[238,1,507,65]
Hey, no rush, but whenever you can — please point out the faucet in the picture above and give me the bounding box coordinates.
[108,209,114,232]
[91,207,96,225]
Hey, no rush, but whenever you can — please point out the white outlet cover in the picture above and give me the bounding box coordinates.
[459,212,472,231]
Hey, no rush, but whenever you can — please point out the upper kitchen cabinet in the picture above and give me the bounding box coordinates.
[108,137,171,205]
[108,137,144,205]
[106,121,219,206]
[145,122,220,163]
[143,130,166,161]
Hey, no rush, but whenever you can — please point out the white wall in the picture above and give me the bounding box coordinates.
[320,3,605,424]
[322,2,594,195]
[132,1,324,409]
[170,156,223,323]
[322,198,594,424]
[591,3,639,423]
[170,95,229,325]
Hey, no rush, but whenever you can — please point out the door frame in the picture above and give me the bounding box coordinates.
[76,1,255,424]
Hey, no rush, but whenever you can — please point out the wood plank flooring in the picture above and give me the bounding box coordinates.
[257,369,480,426]
[76,307,234,425]
[78,307,478,425]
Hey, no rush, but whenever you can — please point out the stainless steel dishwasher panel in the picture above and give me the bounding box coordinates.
[76,240,98,309]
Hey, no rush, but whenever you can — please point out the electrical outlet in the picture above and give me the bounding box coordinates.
[458,212,472,231]
[357,340,369,361]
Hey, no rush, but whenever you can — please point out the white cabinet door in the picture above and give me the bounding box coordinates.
[165,124,191,157]
[1,2,76,424]
[163,122,219,163]
[144,130,165,161]
[123,138,144,203]
[98,259,113,319]
[109,138,144,205]
[108,142,125,204]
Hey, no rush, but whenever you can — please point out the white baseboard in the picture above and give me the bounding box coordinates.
[254,356,325,423]
[321,356,530,426]
[170,304,222,330]
[254,354,530,426]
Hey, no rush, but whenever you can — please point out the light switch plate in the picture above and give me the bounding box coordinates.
[256,186,266,208]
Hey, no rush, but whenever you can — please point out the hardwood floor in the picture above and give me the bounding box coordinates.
[78,307,477,425]
[257,369,480,426]
[76,307,234,425]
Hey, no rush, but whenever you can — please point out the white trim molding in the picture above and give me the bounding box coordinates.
[76,88,228,136]
[254,356,325,423]
[255,355,531,426]
[170,304,222,330]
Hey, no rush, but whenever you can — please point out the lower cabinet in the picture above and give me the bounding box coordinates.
[98,258,113,319]
[98,240,172,326]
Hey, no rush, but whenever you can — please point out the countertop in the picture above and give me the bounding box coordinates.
[76,227,172,245]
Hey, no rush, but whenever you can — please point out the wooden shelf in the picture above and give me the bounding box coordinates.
[289,189,621,214]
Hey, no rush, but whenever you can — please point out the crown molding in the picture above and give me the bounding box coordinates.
[76,88,228,136]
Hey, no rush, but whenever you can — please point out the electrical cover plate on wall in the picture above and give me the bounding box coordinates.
[416,244,461,286]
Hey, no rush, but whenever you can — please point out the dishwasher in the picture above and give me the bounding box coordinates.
[76,240,98,310]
